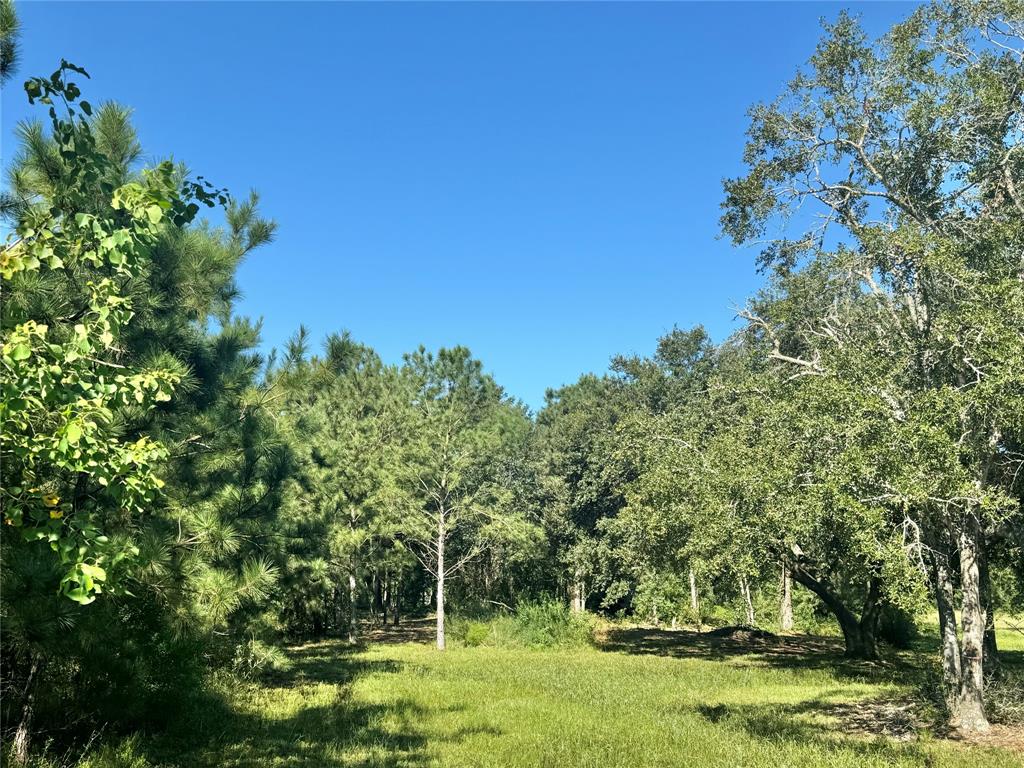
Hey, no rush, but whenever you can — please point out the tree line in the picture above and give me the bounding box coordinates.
[1,0,1022,761]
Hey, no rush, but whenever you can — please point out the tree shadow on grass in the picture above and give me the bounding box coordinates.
[268,642,406,689]
[598,625,950,751]
[360,617,437,646]
[690,698,935,762]
[143,640,496,767]
[597,625,910,682]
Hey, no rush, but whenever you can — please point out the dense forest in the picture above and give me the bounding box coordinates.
[1,1,1023,766]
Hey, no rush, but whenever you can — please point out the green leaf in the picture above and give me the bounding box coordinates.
[66,423,83,444]
[65,587,96,605]
[10,344,31,361]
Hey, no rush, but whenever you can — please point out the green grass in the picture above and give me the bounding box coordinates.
[89,623,1022,768]
[993,615,1024,652]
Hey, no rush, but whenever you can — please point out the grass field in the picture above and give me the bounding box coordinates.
[90,620,1023,768]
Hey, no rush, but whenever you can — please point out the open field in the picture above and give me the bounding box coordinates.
[95,621,1023,768]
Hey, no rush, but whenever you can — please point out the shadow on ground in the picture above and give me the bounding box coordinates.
[598,625,950,747]
[687,697,942,763]
[359,617,437,646]
[600,624,1024,753]
[143,633,486,768]
[597,625,909,681]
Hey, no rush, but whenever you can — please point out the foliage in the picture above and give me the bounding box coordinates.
[0,0,18,84]
[79,737,155,768]
[231,637,292,680]
[877,606,921,650]
[0,55,284,764]
[1,61,194,604]
[450,600,595,649]
[719,0,1024,728]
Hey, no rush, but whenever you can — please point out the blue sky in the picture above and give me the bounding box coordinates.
[3,1,913,411]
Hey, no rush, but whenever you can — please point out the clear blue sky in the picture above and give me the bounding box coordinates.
[3,1,913,411]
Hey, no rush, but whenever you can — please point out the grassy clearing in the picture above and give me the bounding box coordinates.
[79,622,1023,768]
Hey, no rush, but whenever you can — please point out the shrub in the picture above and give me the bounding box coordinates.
[632,573,691,626]
[513,600,591,647]
[986,669,1024,725]
[463,621,491,647]
[231,637,292,680]
[449,600,595,649]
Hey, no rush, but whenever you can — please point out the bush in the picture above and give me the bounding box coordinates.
[463,621,491,647]
[448,600,595,649]
[231,637,292,680]
[632,573,692,626]
[986,669,1024,725]
[513,600,593,647]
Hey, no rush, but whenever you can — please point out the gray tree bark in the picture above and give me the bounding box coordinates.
[978,542,999,677]
[956,514,990,732]
[689,567,701,628]
[739,575,755,626]
[570,570,585,613]
[932,552,962,706]
[12,654,41,765]
[347,568,358,645]
[391,576,401,627]
[436,515,446,651]
[373,571,384,625]
[779,565,794,632]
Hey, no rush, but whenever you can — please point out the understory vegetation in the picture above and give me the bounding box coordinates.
[448,600,597,649]
[1,0,1023,764]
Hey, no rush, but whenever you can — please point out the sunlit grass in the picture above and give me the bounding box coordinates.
[994,615,1024,653]
[104,625,1023,768]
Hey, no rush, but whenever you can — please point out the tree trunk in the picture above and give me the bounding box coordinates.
[373,572,384,626]
[391,576,401,627]
[483,554,494,600]
[332,585,341,636]
[859,576,882,655]
[791,565,878,659]
[779,565,794,632]
[932,553,962,705]
[570,570,584,613]
[739,574,755,626]
[12,654,42,766]
[347,568,358,644]
[978,542,999,678]
[347,507,359,644]
[436,517,446,651]
[689,567,701,628]
[956,515,990,732]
